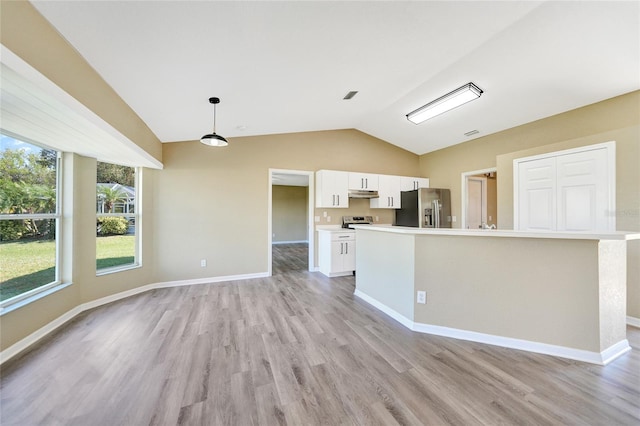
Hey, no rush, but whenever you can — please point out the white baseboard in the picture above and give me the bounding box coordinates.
[0,272,269,365]
[354,290,631,366]
[0,305,82,365]
[353,289,414,329]
[272,240,308,245]
[627,316,640,328]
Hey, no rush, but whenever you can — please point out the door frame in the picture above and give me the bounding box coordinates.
[461,167,496,230]
[268,168,315,276]
[513,141,616,231]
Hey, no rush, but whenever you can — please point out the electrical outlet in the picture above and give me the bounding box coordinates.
[315,216,320,222]
[452,216,457,223]
[327,216,331,222]
[417,291,426,304]
[200,259,207,267]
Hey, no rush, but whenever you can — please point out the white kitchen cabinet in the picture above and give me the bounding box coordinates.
[348,172,378,191]
[316,170,349,208]
[318,230,356,277]
[400,177,429,191]
[370,174,401,209]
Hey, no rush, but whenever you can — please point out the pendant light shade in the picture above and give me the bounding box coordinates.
[200,97,228,147]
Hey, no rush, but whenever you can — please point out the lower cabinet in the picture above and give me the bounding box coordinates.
[318,230,356,277]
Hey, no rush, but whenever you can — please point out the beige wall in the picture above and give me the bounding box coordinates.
[154,130,421,282]
[419,91,640,319]
[356,229,627,354]
[272,185,308,243]
[0,155,157,351]
[0,1,162,163]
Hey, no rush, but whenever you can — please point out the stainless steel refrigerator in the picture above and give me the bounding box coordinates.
[395,188,452,228]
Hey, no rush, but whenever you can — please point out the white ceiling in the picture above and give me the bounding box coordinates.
[30,1,640,155]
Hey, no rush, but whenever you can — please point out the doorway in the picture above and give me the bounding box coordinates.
[268,169,315,276]
[461,168,497,229]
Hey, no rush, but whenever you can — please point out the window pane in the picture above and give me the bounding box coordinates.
[0,136,57,215]
[96,162,137,270]
[1,135,58,302]
[0,220,57,302]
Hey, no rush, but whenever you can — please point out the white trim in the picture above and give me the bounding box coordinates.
[272,240,309,245]
[268,168,315,276]
[0,271,268,365]
[0,304,83,365]
[0,282,72,316]
[355,289,631,365]
[412,323,630,366]
[353,289,414,329]
[460,167,496,230]
[627,316,640,328]
[513,141,616,231]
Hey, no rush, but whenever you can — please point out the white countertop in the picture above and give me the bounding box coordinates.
[350,224,640,241]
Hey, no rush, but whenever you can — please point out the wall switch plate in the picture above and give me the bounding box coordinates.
[417,291,426,304]
[452,216,457,222]
[315,216,320,222]
[323,211,328,217]
[200,259,207,267]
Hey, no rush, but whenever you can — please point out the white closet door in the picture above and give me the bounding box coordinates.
[518,157,556,231]
[556,148,609,231]
[515,142,614,232]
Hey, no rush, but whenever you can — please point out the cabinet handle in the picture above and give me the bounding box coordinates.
[340,242,344,254]
[337,195,339,205]
[345,242,348,254]
[365,178,368,188]
[391,197,394,207]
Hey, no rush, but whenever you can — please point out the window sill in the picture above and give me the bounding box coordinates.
[0,282,73,316]
[96,263,142,277]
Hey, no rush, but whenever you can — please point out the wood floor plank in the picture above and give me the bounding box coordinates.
[1,243,638,425]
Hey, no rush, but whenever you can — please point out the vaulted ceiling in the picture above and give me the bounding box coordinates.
[30,1,640,155]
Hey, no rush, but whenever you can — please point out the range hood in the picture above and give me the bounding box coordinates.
[348,189,379,199]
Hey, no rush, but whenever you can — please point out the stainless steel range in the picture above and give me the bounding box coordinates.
[342,215,374,229]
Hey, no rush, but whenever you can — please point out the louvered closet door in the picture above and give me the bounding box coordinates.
[556,148,609,231]
[518,157,556,231]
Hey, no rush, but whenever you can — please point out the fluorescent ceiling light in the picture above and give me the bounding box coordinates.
[407,82,483,124]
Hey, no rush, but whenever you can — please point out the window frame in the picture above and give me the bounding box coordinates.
[95,165,141,275]
[0,150,62,311]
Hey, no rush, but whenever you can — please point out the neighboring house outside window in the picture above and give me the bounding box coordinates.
[0,134,61,307]
[96,162,140,272]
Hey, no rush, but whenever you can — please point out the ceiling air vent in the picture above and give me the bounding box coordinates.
[343,91,358,100]
[464,129,480,137]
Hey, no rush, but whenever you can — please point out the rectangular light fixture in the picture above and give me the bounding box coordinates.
[406,82,483,124]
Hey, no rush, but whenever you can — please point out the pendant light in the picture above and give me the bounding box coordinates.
[200,97,228,146]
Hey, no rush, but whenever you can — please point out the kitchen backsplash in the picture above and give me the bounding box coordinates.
[313,198,396,225]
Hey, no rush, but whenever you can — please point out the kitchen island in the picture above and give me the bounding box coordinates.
[351,225,639,365]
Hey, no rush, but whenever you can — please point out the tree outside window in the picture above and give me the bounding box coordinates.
[0,135,59,303]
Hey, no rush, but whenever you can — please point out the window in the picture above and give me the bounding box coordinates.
[0,134,60,305]
[96,162,139,272]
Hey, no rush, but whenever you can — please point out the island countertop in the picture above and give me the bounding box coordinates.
[350,224,640,241]
[352,224,634,365]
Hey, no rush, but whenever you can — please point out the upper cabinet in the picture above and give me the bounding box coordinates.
[370,175,401,209]
[316,170,429,209]
[316,170,349,208]
[348,173,379,191]
[400,177,430,191]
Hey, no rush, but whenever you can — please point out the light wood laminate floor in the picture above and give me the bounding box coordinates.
[1,244,639,425]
